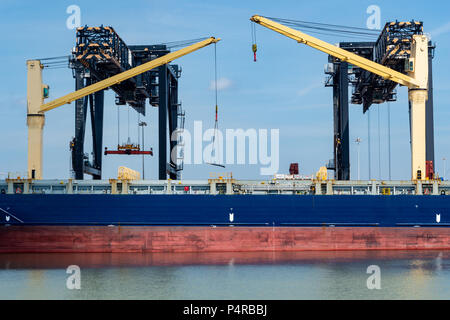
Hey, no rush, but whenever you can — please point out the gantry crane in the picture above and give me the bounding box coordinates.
[323,22,434,181]
[251,15,429,181]
[26,37,220,180]
[69,28,201,180]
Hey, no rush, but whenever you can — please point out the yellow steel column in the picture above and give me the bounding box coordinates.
[26,60,46,180]
[408,35,429,180]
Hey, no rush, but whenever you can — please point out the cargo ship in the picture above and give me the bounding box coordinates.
[1,178,449,253]
[2,17,449,254]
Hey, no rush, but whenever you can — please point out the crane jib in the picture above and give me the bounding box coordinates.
[250,15,420,89]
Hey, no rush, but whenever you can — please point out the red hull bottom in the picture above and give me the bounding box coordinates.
[1,226,450,253]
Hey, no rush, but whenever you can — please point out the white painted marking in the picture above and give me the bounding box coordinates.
[436,214,441,223]
[229,213,234,222]
[5,216,10,222]
[0,208,24,223]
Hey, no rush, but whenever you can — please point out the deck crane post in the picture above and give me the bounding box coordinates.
[250,15,429,180]
[26,37,220,180]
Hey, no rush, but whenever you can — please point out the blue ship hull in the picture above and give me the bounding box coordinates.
[1,194,449,227]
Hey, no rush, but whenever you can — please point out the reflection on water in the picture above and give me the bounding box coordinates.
[0,251,449,299]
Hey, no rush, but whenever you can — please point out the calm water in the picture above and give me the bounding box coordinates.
[0,250,449,299]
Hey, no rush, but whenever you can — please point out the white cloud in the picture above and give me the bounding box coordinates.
[297,82,322,97]
[209,77,232,91]
[430,21,450,39]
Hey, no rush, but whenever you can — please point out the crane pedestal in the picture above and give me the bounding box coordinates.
[408,35,429,181]
[409,89,428,180]
[27,115,45,180]
[26,60,47,180]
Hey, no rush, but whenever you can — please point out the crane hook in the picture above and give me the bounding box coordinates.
[252,43,257,62]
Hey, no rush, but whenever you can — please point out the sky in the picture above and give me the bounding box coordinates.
[0,0,449,181]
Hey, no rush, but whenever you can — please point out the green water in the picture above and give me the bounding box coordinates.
[0,251,449,299]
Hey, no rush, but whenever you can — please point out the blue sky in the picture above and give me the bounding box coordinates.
[0,0,449,180]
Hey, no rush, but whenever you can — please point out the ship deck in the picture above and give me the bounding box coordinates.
[1,178,449,196]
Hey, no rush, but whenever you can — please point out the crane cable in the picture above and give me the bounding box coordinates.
[251,22,258,62]
[127,106,131,145]
[117,107,120,147]
[138,113,141,149]
[378,105,382,180]
[36,55,71,70]
[368,109,372,180]
[387,102,392,180]
[155,37,210,50]
[214,42,218,132]
[209,42,225,168]
[264,16,380,40]
[117,105,140,149]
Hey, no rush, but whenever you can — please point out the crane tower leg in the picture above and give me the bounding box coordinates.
[72,70,88,180]
[71,69,104,180]
[26,60,45,180]
[90,90,104,180]
[158,65,168,180]
[168,67,180,180]
[333,61,350,180]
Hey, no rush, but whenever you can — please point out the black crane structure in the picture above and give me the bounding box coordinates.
[69,26,187,180]
[322,21,435,180]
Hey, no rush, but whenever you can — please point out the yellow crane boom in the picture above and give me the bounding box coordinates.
[251,15,429,181]
[40,37,220,113]
[250,15,420,89]
[27,36,220,179]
